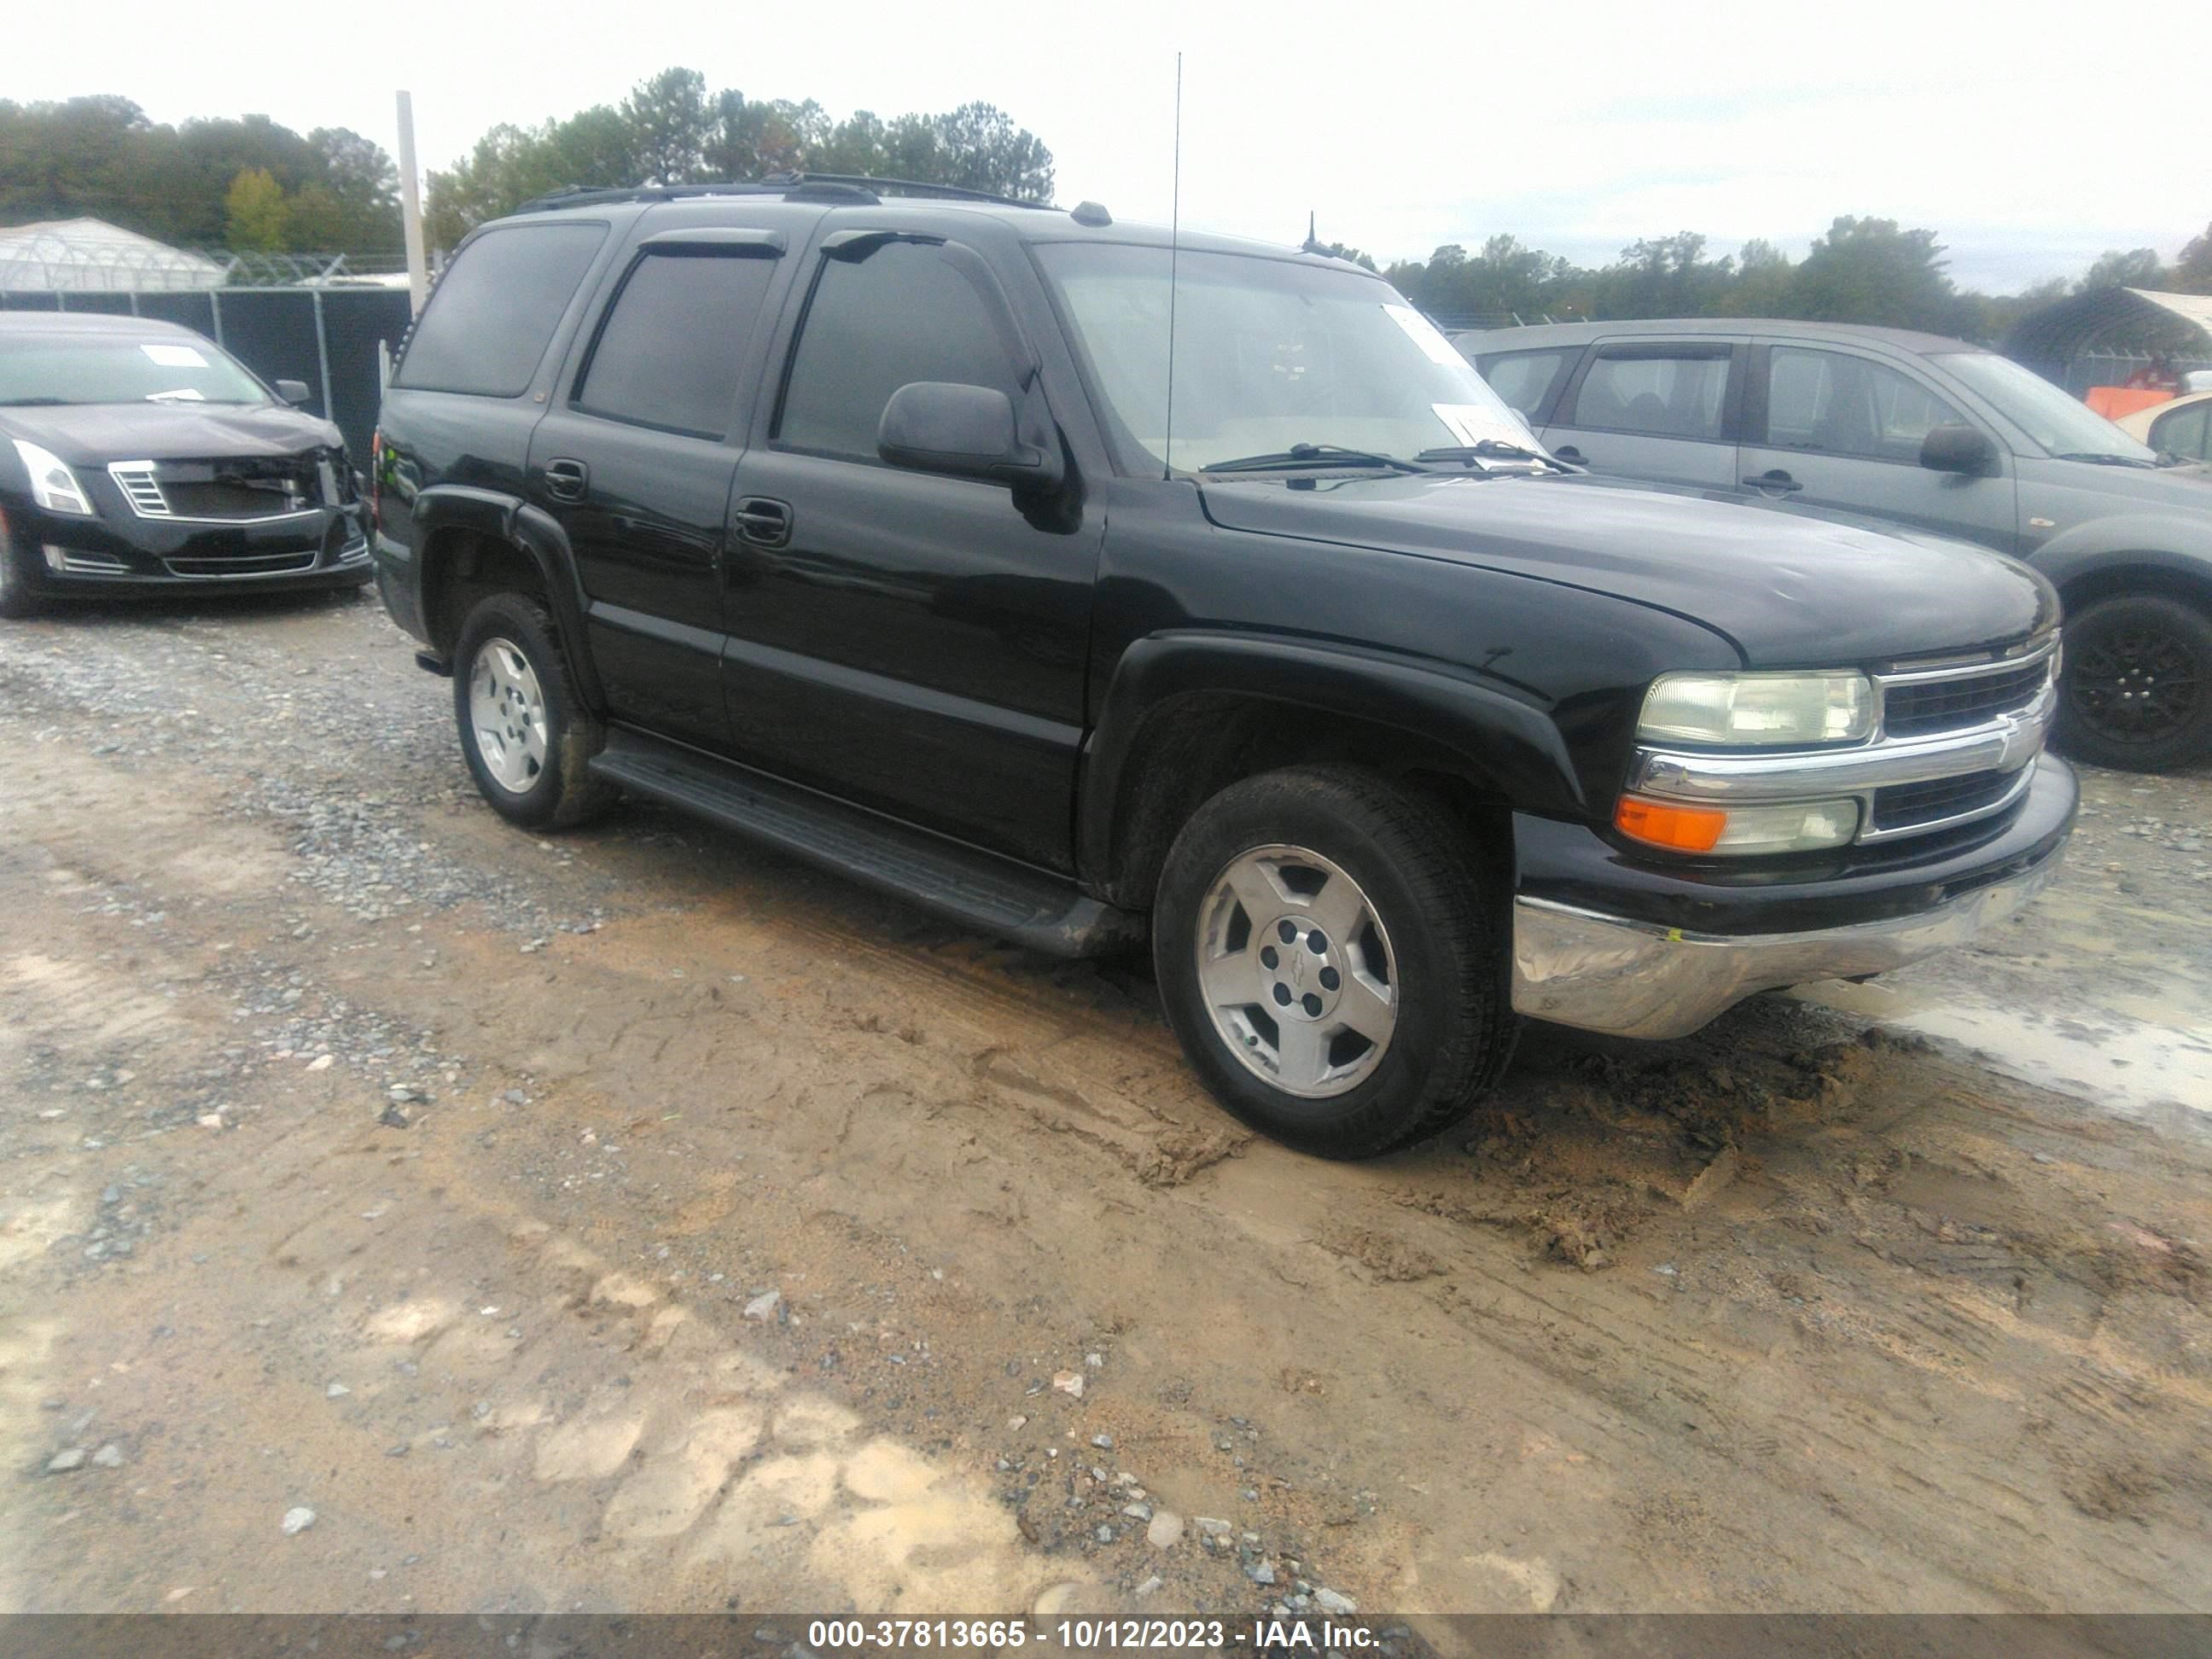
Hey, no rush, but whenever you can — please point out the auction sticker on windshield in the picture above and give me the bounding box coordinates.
[1382,303,1466,368]
[140,342,209,369]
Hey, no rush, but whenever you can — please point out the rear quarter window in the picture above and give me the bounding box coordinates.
[1477,347,1576,419]
[395,222,608,398]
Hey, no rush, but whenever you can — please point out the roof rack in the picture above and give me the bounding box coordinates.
[510,173,1055,218]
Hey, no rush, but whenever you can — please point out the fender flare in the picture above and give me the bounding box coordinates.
[412,485,607,710]
[2029,513,2212,606]
[1079,630,1583,890]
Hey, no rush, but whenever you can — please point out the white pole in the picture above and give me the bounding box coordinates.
[396,90,429,317]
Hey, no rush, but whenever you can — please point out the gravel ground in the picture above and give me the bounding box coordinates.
[2,589,2208,1621]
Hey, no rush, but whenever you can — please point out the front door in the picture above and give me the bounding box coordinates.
[722,233,1101,871]
[527,236,783,750]
[1737,341,2019,553]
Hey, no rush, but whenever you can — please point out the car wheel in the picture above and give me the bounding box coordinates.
[2058,593,2212,772]
[0,517,42,619]
[452,591,619,829]
[1152,764,1518,1160]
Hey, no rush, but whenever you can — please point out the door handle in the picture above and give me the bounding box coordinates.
[544,458,589,503]
[733,496,792,548]
[1743,469,1802,494]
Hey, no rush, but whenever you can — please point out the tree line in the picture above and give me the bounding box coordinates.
[422,68,1055,249]
[4,82,2205,344]
[1355,219,2212,344]
[0,96,402,253]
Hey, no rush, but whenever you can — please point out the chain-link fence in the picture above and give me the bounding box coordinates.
[0,285,412,462]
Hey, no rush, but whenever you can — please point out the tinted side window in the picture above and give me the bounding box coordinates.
[2151,401,2212,462]
[1479,348,1575,418]
[1767,346,1966,463]
[575,250,777,439]
[1571,350,1731,439]
[397,223,607,397]
[777,242,1016,459]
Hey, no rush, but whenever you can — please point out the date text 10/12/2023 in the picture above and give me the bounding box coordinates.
[805,1620,1389,1651]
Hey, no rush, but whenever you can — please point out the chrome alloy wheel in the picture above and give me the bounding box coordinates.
[1194,843,1398,1098]
[467,636,550,795]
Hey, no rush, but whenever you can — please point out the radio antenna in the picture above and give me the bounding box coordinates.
[1161,52,1183,482]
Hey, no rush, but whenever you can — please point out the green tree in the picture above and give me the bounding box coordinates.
[1710,239,1794,316]
[1786,215,1956,331]
[622,67,710,183]
[2078,247,2168,292]
[2168,222,2211,294]
[930,102,1052,200]
[224,166,288,250]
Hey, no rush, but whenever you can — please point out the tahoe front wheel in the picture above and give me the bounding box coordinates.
[453,591,619,829]
[1152,765,1518,1160]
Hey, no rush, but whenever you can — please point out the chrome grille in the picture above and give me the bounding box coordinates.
[108,462,172,518]
[163,550,319,579]
[1877,637,2058,740]
[1868,767,2033,837]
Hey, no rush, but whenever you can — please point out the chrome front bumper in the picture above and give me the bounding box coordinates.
[1509,852,2062,1040]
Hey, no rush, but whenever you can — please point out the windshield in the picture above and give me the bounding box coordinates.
[1935,351,2157,462]
[1034,242,1539,472]
[0,335,270,407]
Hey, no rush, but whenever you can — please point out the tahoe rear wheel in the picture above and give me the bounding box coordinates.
[453,591,618,829]
[1152,765,1518,1160]
[2059,593,2212,772]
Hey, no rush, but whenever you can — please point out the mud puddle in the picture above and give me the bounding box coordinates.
[1798,978,2212,1129]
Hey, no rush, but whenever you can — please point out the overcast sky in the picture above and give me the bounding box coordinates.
[9,0,2205,292]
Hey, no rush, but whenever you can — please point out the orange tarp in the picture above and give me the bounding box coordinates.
[2085,386,2174,421]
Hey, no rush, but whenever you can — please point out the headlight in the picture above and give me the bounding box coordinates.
[1616,795,1860,855]
[11,439,94,517]
[1639,671,1872,747]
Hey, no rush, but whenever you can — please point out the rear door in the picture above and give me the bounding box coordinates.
[526,229,786,750]
[1738,341,2019,551]
[1540,339,1745,490]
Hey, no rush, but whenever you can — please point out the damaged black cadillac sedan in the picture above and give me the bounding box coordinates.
[0,312,371,615]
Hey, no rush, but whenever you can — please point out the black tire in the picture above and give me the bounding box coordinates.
[2058,593,2212,772]
[1151,764,1518,1160]
[452,591,620,829]
[0,521,42,618]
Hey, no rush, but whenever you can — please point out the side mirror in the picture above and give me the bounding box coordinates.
[878,381,1063,489]
[275,378,312,407]
[1920,422,1996,476]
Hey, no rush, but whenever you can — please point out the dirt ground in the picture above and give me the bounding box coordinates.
[2,589,2209,1621]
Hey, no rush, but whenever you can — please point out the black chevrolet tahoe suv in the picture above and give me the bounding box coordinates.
[372,176,2076,1160]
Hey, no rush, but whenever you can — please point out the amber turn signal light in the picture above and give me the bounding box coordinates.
[1615,795,1730,853]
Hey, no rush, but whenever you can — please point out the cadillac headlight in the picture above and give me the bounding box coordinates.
[11,439,94,517]
[1639,671,1873,747]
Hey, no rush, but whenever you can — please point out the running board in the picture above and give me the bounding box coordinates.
[590,730,1144,958]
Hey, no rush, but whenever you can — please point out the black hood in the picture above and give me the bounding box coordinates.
[1198,470,2057,669]
[0,400,342,463]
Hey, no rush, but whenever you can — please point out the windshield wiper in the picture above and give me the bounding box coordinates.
[1416,441,1572,472]
[0,397,73,407]
[1200,443,1426,475]
[2052,451,2157,469]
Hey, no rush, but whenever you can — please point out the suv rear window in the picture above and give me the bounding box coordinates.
[1570,347,1732,439]
[396,222,607,398]
[575,248,777,439]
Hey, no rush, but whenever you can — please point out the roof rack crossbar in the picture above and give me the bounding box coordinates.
[509,173,1053,218]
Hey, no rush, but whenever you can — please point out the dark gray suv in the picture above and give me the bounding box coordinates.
[1462,318,2212,771]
